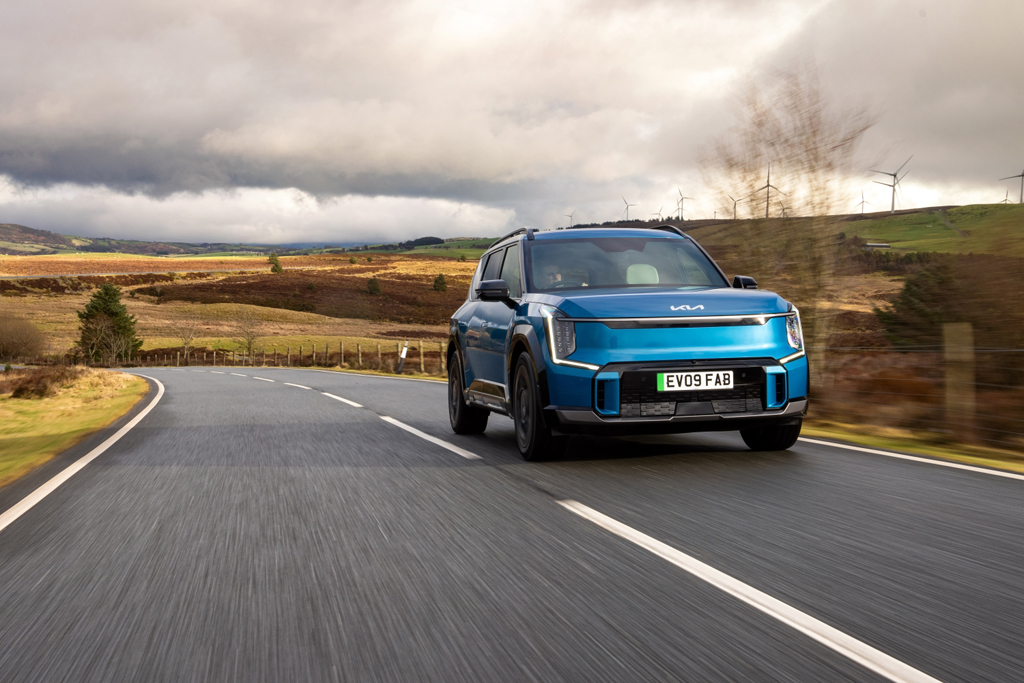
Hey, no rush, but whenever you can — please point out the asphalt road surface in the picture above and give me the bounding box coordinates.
[2,367,1024,683]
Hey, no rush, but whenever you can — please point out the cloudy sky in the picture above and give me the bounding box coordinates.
[0,0,1021,245]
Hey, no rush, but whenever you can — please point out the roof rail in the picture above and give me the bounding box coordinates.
[487,228,527,249]
[565,223,690,239]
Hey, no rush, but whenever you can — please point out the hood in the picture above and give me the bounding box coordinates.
[546,287,789,319]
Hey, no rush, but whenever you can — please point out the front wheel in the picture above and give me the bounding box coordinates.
[449,354,489,434]
[740,422,802,451]
[512,354,568,461]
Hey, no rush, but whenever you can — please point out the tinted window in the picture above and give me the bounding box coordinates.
[499,245,522,298]
[526,237,728,292]
[481,250,505,281]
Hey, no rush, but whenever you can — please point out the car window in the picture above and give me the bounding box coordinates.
[525,237,728,292]
[499,245,522,298]
[481,249,505,281]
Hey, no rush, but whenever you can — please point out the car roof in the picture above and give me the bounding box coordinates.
[487,225,689,250]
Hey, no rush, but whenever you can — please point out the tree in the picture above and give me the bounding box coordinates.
[433,273,448,292]
[232,308,265,361]
[0,316,45,360]
[367,277,382,295]
[171,310,203,364]
[458,254,467,262]
[268,252,283,273]
[77,284,142,363]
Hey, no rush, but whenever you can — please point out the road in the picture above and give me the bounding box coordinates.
[2,367,1023,682]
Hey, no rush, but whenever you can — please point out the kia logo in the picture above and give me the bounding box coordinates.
[670,304,704,311]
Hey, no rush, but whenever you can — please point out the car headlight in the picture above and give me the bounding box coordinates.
[540,305,599,370]
[785,308,804,352]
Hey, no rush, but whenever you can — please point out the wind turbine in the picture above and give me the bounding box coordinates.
[856,191,870,215]
[870,156,912,213]
[999,189,1011,205]
[651,206,664,221]
[564,210,576,227]
[726,194,738,220]
[778,200,787,218]
[999,167,1024,204]
[677,193,694,221]
[755,162,785,218]
[622,197,637,221]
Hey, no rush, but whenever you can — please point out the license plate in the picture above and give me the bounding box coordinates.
[657,370,734,391]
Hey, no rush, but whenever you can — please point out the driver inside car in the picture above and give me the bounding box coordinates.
[540,263,562,287]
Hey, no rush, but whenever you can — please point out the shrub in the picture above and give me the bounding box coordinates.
[349,256,358,264]
[366,256,373,262]
[306,281,316,290]
[367,277,382,295]
[8,365,87,399]
[458,254,467,262]
[433,273,448,292]
[0,317,45,360]
[268,253,283,274]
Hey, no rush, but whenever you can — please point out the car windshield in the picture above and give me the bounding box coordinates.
[525,236,728,292]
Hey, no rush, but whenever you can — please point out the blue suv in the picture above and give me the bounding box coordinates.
[447,225,808,460]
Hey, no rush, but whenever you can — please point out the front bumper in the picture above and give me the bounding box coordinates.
[552,398,807,436]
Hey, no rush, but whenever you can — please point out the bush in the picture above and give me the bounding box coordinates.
[306,281,316,290]
[458,254,467,262]
[349,256,358,264]
[268,252,283,274]
[433,273,448,292]
[6,365,87,399]
[0,316,45,360]
[367,256,373,263]
[367,277,382,295]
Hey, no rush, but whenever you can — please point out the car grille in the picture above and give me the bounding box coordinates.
[619,367,765,418]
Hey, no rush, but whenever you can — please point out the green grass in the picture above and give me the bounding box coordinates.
[0,371,148,488]
[845,204,1024,256]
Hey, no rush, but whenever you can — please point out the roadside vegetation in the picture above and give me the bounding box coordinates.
[0,366,147,488]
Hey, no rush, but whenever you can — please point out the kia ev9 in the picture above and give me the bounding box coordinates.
[446,226,808,460]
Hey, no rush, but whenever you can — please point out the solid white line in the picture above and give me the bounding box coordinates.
[799,437,1024,483]
[253,377,275,382]
[378,416,482,460]
[323,392,363,408]
[210,371,224,374]
[558,499,941,683]
[0,376,166,536]
[230,373,247,377]
[284,383,311,390]
[304,368,445,384]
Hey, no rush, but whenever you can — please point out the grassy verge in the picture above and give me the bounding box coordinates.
[804,420,1024,474]
[0,368,149,489]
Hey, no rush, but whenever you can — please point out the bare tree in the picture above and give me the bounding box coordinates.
[0,315,45,360]
[171,310,203,365]
[700,67,874,386]
[232,308,265,364]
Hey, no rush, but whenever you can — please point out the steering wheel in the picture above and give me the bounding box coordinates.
[552,280,583,289]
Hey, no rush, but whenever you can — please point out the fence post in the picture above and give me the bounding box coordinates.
[943,322,976,442]
[419,343,424,373]
[325,343,329,367]
[377,343,381,364]
[340,341,344,366]
[176,351,180,367]
[357,343,362,367]
[397,341,408,374]
[439,342,445,375]
[312,343,316,366]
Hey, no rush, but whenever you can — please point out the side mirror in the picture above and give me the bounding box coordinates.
[476,279,511,301]
[732,275,758,290]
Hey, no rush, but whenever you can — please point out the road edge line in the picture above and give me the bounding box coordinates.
[557,499,941,683]
[379,416,482,460]
[0,375,166,535]
[798,437,1024,482]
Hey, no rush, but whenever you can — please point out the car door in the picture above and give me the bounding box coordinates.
[463,248,506,398]
[465,244,521,402]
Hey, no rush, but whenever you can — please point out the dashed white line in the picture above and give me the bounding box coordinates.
[230,373,247,377]
[378,416,482,460]
[253,377,275,382]
[558,499,941,683]
[799,437,1024,483]
[210,371,224,374]
[323,392,363,408]
[0,376,166,535]
[284,383,311,390]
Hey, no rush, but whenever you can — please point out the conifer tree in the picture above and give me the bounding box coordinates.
[78,284,142,362]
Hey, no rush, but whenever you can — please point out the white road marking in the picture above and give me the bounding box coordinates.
[253,377,275,382]
[378,416,482,460]
[285,383,311,390]
[210,371,224,374]
[230,373,247,377]
[0,376,166,536]
[305,368,445,384]
[558,499,941,683]
[799,437,1024,483]
[323,392,363,408]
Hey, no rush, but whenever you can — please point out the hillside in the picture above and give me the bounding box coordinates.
[0,223,278,256]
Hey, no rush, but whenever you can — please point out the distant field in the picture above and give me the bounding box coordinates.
[843,204,1024,256]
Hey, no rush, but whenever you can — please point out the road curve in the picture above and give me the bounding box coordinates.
[1,367,1023,682]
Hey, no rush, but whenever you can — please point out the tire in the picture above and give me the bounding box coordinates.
[512,354,568,461]
[448,354,489,434]
[740,421,802,451]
